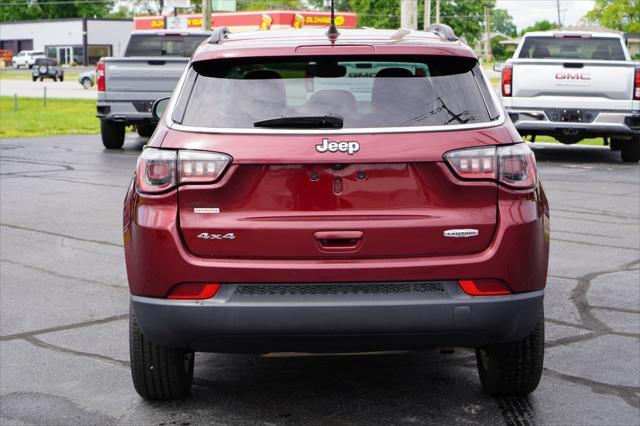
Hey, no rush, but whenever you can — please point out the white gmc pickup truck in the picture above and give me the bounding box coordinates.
[500,31,640,162]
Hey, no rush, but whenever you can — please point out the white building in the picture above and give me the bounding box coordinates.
[0,18,133,65]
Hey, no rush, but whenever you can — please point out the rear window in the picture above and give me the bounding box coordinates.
[124,34,209,57]
[518,36,626,60]
[173,56,497,130]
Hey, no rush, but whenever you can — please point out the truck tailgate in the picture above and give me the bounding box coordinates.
[104,57,188,94]
[512,60,635,108]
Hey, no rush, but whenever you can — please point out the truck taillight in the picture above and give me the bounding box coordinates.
[97,60,105,92]
[501,65,512,97]
[444,144,537,189]
[135,148,231,194]
[634,69,640,100]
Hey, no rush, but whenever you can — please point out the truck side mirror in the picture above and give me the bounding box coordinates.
[152,97,170,121]
[493,62,505,73]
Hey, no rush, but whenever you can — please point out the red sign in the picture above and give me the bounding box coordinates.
[134,10,357,31]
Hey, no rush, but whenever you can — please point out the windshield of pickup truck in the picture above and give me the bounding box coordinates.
[124,34,209,57]
[172,56,497,129]
[518,36,626,60]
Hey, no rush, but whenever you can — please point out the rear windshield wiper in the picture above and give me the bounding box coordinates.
[253,115,343,129]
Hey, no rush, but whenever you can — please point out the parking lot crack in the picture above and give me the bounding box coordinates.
[0,313,128,341]
[544,368,640,409]
[1,258,127,291]
[23,335,130,369]
[0,223,123,248]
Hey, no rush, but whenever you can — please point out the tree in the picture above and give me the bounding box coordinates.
[0,0,114,21]
[586,0,640,32]
[492,8,516,37]
[519,20,559,36]
[307,0,353,11]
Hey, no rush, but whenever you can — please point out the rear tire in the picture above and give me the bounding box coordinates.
[81,77,92,89]
[32,76,36,82]
[475,309,544,396]
[136,124,155,138]
[610,138,623,151]
[130,306,194,400]
[620,137,640,163]
[100,120,125,149]
[59,75,64,82]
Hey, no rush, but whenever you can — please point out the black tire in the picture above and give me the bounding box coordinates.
[81,78,92,89]
[136,124,155,138]
[59,75,64,82]
[100,120,125,149]
[130,306,194,400]
[610,138,623,151]
[53,76,57,82]
[32,76,36,82]
[620,137,640,163]
[475,309,544,396]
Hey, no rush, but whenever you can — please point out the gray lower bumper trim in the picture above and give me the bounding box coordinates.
[131,283,544,353]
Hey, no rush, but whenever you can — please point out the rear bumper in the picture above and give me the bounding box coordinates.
[96,92,172,123]
[131,283,544,352]
[507,108,640,136]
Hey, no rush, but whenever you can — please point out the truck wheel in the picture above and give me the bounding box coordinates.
[137,124,155,138]
[81,78,92,89]
[130,306,194,400]
[59,75,64,82]
[620,137,640,163]
[475,308,544,396]
[32,76,36,82]
[100,120,125,149]
[610,138,623,151]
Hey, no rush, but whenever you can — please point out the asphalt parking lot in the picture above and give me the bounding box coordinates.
[0,135,638,425]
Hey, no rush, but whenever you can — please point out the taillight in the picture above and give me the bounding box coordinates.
[444,143,537,189]
[501,65,512,97]
[458,279,511,296]
[167,283,220,299]
[135,148,231,194]
[634,68,640,100]
[97,60,105,92]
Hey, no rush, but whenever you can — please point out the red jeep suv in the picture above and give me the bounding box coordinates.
[124,25,550,400]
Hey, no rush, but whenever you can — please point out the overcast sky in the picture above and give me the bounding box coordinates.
[495,0,596,30]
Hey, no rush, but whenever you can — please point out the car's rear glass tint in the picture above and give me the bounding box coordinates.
[174,55,496,129]
[518,36,626,60]
[124,34,209,57]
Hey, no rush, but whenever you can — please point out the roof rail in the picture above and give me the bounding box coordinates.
[208,27,230,44]
[426,24,458,42]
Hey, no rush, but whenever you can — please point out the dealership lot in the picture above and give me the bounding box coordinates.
[0,135,638,424]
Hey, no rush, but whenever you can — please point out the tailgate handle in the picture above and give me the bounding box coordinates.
[563,63,584,68]
[148,60,166,65]
[314,231,363,250]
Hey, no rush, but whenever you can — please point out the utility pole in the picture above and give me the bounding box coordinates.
[202,0,212,30]
[484,5,493,62]
[435,0,440,24]
[556,0,562,27]
[400,0,418,30]
[424,0,431,29]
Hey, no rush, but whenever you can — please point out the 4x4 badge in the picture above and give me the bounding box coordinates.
[316,138,360,155]
[197,232,236,240]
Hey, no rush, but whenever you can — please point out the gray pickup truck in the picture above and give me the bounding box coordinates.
[96,30,211,149]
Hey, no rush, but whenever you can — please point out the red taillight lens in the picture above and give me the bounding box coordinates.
[458,279,511,296]
[443,147,497,180]
[135,148,231,194]
[444,144,537,189]
[97,60,105,92]
[502,65,512,97]
[136,149,176,193]
[634,68,640,100]
[167,283,220,299]
[178,150,232,184]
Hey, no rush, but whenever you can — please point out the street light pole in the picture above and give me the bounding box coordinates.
[435,0,440,24]
[202,0,212,30]
[424,0,431,29]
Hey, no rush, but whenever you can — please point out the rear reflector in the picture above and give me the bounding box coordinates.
[501,65,512,97]
[458,279,511,296]
[167,283,221,299]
